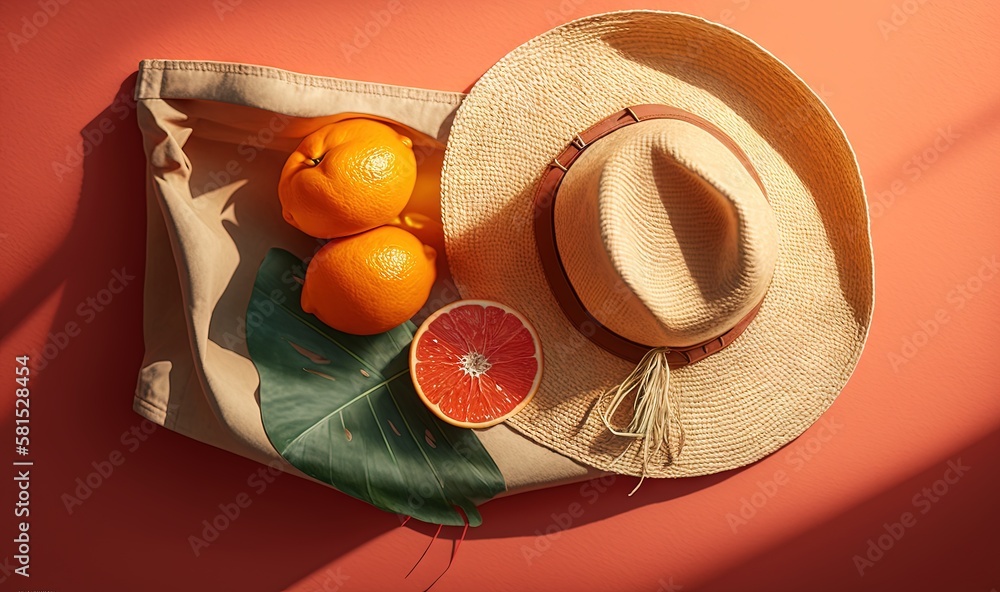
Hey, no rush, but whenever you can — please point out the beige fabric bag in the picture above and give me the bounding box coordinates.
[132,59,597,500]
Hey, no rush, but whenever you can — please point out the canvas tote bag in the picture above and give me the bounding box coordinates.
[132,60,599,512]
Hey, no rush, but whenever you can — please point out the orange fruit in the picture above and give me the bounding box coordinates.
[279,119,417,238]
[409,300,543,428]
[387,149,448,276]
[405,147,444,222]
[301,226,437,335]
[387,212,445,260]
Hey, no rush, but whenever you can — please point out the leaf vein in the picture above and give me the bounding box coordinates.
[279,370,408,454]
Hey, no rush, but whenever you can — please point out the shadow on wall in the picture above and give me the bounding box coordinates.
[1,74,392,592]
[699,427,1000,591]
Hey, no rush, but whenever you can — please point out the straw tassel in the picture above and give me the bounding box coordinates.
[597,347,685,494]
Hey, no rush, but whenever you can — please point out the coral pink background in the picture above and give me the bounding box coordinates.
[1,0,998,590]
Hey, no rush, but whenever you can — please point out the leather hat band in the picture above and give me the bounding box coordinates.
[532,104,768,366]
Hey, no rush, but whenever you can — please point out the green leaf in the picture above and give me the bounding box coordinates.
[247,248,506,526]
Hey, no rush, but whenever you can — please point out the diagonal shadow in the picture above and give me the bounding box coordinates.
[15,74,397,592]
[697,427,1000,591]
[0,80,143,342]
[852,100,1000,196]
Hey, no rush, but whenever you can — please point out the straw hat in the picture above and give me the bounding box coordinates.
[440,11,873,479]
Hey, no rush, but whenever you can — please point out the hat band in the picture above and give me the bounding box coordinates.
[533,104,768,366]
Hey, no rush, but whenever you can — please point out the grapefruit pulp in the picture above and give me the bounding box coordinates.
[410,300,543,428]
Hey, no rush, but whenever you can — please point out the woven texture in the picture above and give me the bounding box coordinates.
[554,119,777,347]
[440,11,874,477]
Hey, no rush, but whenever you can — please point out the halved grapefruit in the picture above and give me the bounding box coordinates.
[410,300,543,428]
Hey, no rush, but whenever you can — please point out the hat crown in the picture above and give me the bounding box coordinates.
[554,119,779,348]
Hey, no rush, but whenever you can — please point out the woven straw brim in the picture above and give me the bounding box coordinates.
[440,11,873,477]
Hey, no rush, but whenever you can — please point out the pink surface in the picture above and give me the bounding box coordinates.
[1,1,998,590]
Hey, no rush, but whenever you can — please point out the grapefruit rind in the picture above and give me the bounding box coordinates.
[409,299,543,429]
